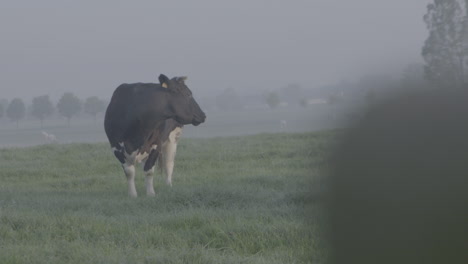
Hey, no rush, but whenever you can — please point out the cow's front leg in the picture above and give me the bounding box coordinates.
[163,127,181,187]
[162,140,177,187]
[144,148,159,197]
[123,163,137,197]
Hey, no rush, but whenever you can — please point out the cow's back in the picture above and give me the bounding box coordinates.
[104,83,167,146]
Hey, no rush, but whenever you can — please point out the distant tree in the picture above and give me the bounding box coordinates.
[57,92,81,127]
[265,91,280,109]
[31,95,54,128]
[215,87,243,111]
[327,94,342,105]
[422,0,467,88]
[283,83,301,93]
[6,98,26,128]
[0,103,3,119]
[84,96,106,122]
[358,74,393,90]
[280,83,303,105]
[299,98,308,108]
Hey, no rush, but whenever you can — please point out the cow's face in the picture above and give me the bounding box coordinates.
[159,74,206,126]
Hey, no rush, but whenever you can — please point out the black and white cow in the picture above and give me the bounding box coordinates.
[104,74,206,197]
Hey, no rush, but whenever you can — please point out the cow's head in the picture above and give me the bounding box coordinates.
[159,74,206,126]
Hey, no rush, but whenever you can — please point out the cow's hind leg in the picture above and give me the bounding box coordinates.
[144,148,159,197]
[114,148,138,197]
[123,163,137,197]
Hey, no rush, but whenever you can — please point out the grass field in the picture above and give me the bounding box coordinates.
[0,132,333,264]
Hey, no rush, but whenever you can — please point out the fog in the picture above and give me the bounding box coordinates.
[1,0,429,100]
[0,0,432,146]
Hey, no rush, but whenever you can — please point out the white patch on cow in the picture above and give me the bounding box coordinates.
[112,142,125,153]
[162,127,182,186]
[169,127,182,143]
[135,152,149,163]
[123,150,137,164]
[123,147,157,165]
[123,164,137,197]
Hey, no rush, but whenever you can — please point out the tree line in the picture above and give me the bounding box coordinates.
[0,93,106,128]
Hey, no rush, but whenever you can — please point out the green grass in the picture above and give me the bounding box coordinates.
[0,132,333,264]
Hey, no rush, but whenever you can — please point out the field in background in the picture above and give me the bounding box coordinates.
[0,131,332,264]
[0,104,352,147]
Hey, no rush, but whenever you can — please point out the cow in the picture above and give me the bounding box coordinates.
[104,74,206,197]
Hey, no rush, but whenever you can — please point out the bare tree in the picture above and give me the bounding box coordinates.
[7,98,26,128]
[422,0,467,88]
[31,95,54,128]
[265,91,280,109]
[57,92,81,127]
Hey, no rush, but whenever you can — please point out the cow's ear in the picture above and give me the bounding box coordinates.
[159,74,170,88]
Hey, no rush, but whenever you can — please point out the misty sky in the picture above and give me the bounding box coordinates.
[0,0,431,101]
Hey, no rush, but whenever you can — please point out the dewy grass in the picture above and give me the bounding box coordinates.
[0,131,333,264]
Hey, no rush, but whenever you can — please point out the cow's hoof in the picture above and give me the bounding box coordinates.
[147,192,156,197]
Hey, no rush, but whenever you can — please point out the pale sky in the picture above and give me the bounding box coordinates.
[0,0,431,101]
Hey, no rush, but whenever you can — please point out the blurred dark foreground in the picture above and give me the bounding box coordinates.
[329,88,468,264]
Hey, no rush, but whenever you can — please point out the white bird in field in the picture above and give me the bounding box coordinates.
[280,120,287,129]
[41,131,57,143]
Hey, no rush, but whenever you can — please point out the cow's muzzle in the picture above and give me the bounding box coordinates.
[193,113,206,126]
